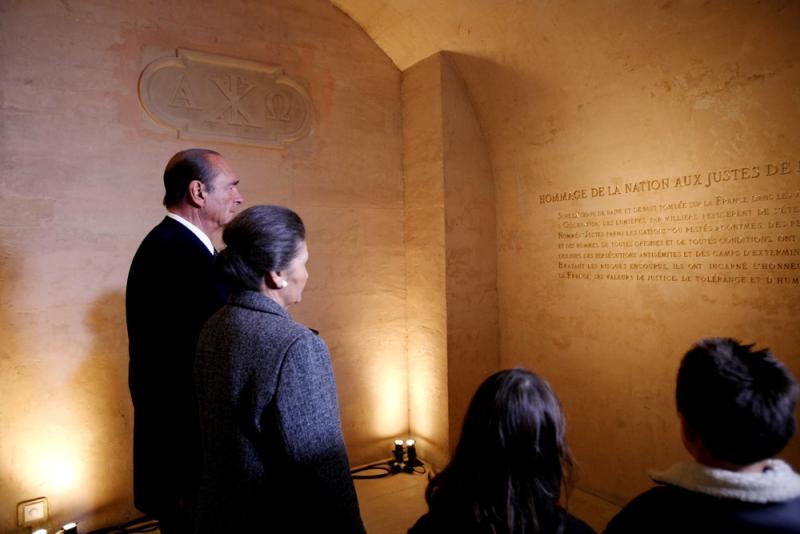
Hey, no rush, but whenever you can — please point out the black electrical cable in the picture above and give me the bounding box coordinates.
[351,462,394,479]
[351,459,427,479]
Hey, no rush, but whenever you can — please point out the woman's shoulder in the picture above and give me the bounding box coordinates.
[258,314,324,353]
[227,292,314,333]
[284,323,328,357]
[205,298,320,353]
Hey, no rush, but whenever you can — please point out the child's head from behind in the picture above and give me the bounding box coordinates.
[677,337,798,466]
[455,368,571,495]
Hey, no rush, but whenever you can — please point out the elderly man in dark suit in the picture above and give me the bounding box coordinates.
[126,148,243,534]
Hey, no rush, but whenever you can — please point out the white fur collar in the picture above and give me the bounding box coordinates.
[649,460,800,503]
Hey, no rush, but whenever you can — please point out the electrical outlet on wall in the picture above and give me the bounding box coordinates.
[17,497,48,527]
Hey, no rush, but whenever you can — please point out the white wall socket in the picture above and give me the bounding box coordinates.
[17,497,48,526]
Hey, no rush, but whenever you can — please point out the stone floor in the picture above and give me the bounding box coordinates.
[353,465,429,534]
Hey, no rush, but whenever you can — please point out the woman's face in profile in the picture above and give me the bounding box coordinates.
[282,240,309,307]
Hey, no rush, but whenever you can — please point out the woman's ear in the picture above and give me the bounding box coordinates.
[265,271,287,289]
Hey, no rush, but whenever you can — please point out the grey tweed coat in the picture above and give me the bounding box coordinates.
[193,290,365,533]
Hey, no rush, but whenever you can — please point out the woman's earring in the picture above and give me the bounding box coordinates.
[279,279,288,288]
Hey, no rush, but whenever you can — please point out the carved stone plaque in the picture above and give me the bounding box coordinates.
[138,49,313,148]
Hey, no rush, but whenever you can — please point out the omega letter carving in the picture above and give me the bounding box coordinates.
[139,49,314,148]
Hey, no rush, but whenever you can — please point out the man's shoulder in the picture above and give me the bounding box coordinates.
[140,217,201,247]
[132,218,209,263]
[127,217,216,295]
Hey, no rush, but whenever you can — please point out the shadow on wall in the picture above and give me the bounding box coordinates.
[441,50,555,247]
[71,291,139,529]
[443,51,553,150]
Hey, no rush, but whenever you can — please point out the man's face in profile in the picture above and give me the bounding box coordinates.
[200,155,243,231]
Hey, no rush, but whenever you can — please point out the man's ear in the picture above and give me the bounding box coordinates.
[188,180,206,206]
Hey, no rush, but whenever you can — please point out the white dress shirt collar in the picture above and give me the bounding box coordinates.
[166,212,215,255]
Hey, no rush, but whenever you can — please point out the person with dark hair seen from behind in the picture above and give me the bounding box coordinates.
[605,337,800,533]
[409,368,595,534]
[126,148,243,533]
[193,205,365,533]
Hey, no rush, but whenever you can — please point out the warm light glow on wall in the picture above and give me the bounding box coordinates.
[406,296,448,468]
[408,340,446,443]
[17,433,82,494]
[42,454,80,492]
[368,349,407,438]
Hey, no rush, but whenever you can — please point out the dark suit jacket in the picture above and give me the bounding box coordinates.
[193,291,365,533]
[126,216,226,516]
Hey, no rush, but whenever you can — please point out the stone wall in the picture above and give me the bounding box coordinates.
[403,52,499,469]
[0,1,404,531]
[333,1,800,528]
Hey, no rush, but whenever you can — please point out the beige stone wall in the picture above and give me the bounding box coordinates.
[4,1,799,531]
[444,2,800,523]
[440,54,499,454]
[403,54,450,469]
[0,0,403,531]
[335,1,800,530]
[484,3,800,513]
[403,52,499,468]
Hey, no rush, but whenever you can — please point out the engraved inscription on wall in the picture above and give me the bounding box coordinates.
[541,160,800,285]
[139,49,314,148]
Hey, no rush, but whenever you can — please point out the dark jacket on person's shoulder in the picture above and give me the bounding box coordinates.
[604,460,800,534]
[193,290,365,534]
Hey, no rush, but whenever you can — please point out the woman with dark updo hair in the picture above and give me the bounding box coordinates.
[193,205,365,533]
[409,368,594,534]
